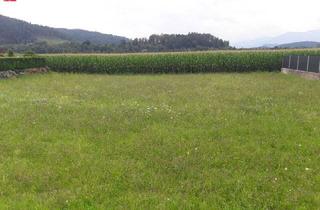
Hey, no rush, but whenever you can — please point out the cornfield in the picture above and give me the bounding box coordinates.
[45,50,320,74]
[2,50,320,73]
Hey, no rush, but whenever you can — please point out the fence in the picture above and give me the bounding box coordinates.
[282,55,320,73]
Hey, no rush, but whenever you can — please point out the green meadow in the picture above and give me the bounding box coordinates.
[0,72,319,209]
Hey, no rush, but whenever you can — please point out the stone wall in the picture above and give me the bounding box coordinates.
[0,67,49,80]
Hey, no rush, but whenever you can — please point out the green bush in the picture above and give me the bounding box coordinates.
[0,57,46,71]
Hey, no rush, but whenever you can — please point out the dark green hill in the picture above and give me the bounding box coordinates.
[0,15,128,45]
[56,28,127,45]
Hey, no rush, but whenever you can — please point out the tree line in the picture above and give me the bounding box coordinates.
[1,33,231,53]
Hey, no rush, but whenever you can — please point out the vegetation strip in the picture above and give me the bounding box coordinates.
[45,50,320,74]
[0,57,46,71]
[2,49,320,74]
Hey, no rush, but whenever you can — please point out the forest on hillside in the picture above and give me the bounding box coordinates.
[0,15,230,53]
[1,33,230,53]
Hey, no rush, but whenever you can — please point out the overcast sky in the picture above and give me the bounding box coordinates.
[1,0,320,44]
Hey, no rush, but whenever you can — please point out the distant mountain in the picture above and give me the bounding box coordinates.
[0,15,128,45]
[234,37,274,48]
[276,41,320,49]
[235,29,320,48]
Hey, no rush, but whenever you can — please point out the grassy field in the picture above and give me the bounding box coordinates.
[0,72,319,209]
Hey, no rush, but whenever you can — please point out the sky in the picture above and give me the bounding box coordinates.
[1,0,320,44]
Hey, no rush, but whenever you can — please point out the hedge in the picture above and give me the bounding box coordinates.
[0,57,47,71]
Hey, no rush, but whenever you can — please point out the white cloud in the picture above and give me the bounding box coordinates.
[0,0,320,43]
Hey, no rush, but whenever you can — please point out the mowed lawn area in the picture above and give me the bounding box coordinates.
[0,72,319,209]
